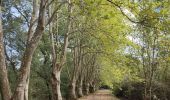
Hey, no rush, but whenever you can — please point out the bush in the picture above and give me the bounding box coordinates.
[113,81,170,100]
[152,81,170,100]
[114,82,143,100]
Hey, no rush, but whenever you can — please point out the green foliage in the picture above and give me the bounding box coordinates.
[1,0,170,100]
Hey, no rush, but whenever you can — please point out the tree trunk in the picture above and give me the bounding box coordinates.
[66,46,80,100]
[77,47,84,98]
[77,78,83,97]
[67,80,77,100]
[11,42,40,100]
[11,0,46,100]
[83,83,89,95]
[50,0,72,99]
[27,0,38,42]
[51,67,62,100]
[0,4,11,100]
[89,84,95,93]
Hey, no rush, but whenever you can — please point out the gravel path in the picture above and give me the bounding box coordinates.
[78,90,120,100]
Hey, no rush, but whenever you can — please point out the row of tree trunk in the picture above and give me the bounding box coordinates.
[0,0,100,100]
[0,0,46,100]
[0,0,60,100]
[66,45,100,100]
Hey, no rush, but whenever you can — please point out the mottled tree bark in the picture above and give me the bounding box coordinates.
[51,0,72,100]
[77,77,83,97]
[27,0,38,42]
[83,83,89,95]
[67,80,77,100]
[0,3,11,100]
[77,48,86,97]
[51,68,62,100]
[50,1,63,99]
[11,0,46,100]
[67,47,79,100]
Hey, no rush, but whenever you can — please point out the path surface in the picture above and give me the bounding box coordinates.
[78,90,120,100]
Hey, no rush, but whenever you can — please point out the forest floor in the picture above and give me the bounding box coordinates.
[78,90,120,100]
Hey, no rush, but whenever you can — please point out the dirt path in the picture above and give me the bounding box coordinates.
[78,90,120,100]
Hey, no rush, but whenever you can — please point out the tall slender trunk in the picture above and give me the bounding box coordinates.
[77,77,83,97]
[0,3,11,100]
[83,83,89,95]
[51,0,72,99]
[77,48,85,97]
[23,16,39,100]
[11,34,42,100]
[67,46,79,100]
[50,3,63,100]
[51,67,62,100]
[67,80,77,100]
[11,0,46,100]
[27,0,38,42]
